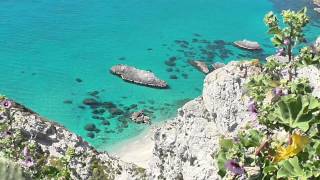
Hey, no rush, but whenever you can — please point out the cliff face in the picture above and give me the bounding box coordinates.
[148,59,320,179]
[148,61,262,180]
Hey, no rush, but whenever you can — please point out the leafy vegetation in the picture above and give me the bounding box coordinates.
[216,7,320,180]
[264,8,309,62]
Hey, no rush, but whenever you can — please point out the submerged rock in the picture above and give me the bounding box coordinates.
[188,60,210,74]
[169,75,178,79]
[110,64,168,88]
[131,111,151,124]
[75,78,83,83]
[84,123,97,131]
[315,8,320,13]
[234,39,261,50]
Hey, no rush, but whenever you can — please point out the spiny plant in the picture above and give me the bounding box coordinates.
[264,8,309,81]
[264,8,309,62]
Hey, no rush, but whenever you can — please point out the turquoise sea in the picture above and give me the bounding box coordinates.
[0,0,319,151]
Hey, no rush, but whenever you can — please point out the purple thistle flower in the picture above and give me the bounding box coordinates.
[1,100,12,109]
[276,48,286,56]
[24,156,34,167]
[248,101,258,120]
[225,160,245,175]
[23,146,30,157]
[248,101,257,113]
[272,88,284,96]
[283,39,291,46]
[250,112,258,121]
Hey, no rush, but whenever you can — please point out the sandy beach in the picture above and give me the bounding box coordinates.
[110,125,157,168]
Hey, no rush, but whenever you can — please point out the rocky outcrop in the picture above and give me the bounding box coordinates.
[131,111,151,124]
[297,65,320,98]
[188,60,210,74]
[148,61,262,180]
[0,102,146,180]
[266,54,289,63]
[212,62,225,70]
[110,65,168,88]
[234,40,261,50]
[203,61,262,133]
[147,55,320,179]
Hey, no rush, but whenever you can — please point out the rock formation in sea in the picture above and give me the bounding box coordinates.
[131,111,151,124]
[110,64,168,88]
[234,39,261,50]
[188,60,210,74]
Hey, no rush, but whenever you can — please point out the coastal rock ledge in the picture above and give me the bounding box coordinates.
[110,64,168,88]
[148,61,262,180]
[147,60,320,180]
[0,102,146,179]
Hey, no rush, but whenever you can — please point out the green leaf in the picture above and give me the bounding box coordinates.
[219,138,233,151]
[277,157,307,179]
[239,130,263,148]
[271,94,320,132]
[216,151,227,177]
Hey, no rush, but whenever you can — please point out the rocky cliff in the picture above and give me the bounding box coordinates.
[0,102,146,179]
[147,61,262,180]
[148,36,320,179]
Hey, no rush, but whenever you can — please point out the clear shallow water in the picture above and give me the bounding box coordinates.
[0,0,319,151]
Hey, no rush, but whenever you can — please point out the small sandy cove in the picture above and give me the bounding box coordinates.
[110,125,158,168]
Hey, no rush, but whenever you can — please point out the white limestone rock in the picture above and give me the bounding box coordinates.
[296,65,320,98]
[148,61,262,180]
[202,61,262,134]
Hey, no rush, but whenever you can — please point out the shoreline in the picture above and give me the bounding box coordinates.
[108,122,165,168]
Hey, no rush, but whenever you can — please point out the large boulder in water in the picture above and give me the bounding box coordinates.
[234,39,261,50]
[131,111,151,124]
[110,64,168,88]
[188,60,210,74]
